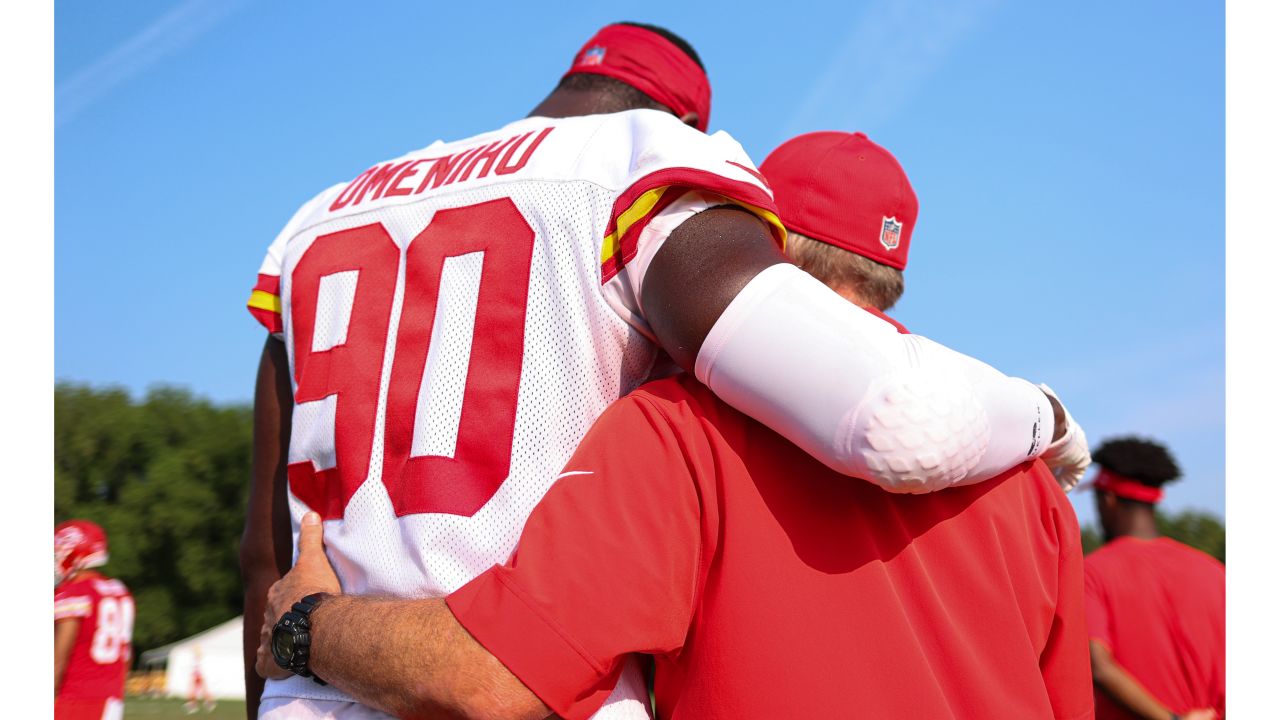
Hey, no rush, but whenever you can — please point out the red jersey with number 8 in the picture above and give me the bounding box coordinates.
[54,573,134,702]
[247,109,782,708]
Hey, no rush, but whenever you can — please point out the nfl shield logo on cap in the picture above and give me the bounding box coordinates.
[880,216,903,251]
[583,46,607,66]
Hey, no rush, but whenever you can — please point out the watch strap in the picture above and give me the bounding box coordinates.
[293,592,328,618]
[297,593,328,685]
[276,593,330,685]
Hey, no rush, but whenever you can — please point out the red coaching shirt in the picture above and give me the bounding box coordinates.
[1084,537,1225,718]
[449,374,1093,719]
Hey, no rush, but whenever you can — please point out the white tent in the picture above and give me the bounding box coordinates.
[140,615,245,699]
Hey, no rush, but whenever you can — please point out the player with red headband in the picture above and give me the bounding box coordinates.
[251,132,1094,718]
[1082,437,1224,720]
[54,520,134,720]
[243,22,1087,719]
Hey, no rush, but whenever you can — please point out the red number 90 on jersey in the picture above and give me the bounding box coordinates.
[286,199,534,520]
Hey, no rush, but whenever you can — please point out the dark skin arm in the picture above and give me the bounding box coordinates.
[1090,640,1218,720]
[54,618,81,695]
[240,335,295,719]
[639,205,788,371]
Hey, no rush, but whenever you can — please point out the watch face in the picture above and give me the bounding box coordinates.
[272,624,296,663]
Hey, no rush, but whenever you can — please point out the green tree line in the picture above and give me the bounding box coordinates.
[55,383,252,655]
[54,382,1226,659]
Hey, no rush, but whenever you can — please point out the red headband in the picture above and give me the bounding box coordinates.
[1092,468,1164,504]
[565,24,711,132]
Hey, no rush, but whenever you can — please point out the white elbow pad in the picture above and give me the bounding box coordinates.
[694,264,1052,492]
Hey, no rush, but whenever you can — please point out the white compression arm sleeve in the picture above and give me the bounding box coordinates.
[694,264,1054,493]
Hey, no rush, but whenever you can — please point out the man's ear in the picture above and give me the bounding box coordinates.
[1100,491,1118,511]
[679,111,699,128]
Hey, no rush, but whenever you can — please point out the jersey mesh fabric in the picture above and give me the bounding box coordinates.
[312,271,359,352]
[55,575,133,702]
[254,110,776,708]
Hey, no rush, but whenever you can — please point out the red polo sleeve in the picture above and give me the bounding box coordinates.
[1040,491,1095,720]
[447,392,705,720]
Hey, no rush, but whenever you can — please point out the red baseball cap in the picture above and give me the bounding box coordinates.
[760,131,918,270]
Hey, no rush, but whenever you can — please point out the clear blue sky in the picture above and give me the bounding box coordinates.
[54,0,1224,527]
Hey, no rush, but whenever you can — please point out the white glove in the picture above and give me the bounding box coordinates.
[1037,384,1090,492]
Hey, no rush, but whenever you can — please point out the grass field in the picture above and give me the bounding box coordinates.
[124,698,246,719]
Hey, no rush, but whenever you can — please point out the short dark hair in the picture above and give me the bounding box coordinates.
[1092,436,1182,487]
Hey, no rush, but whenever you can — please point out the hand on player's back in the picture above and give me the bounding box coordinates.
[255,512,340,680]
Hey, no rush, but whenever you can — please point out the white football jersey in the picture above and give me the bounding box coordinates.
[247,109,782,709]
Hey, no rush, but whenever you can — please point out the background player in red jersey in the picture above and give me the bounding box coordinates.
[253,131,1094,719]
[54,520,134,720]
[1082,437,1224,720]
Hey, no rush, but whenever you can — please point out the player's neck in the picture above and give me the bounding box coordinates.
[528,89,671,122]
[1108,510,1160,541]
[528,90,599,120]
[828,283,883,314]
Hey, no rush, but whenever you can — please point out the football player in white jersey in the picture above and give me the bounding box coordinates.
[242,22,1087,720]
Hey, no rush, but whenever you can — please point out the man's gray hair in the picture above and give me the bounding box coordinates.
[786,232,905,311]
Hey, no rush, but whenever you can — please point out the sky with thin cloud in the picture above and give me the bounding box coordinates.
[54,0,1224,527]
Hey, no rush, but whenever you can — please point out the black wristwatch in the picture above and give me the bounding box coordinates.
[271,593,329,685]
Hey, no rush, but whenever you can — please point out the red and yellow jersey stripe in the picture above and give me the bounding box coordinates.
[247,273,283,334]
[600,167,787,283]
